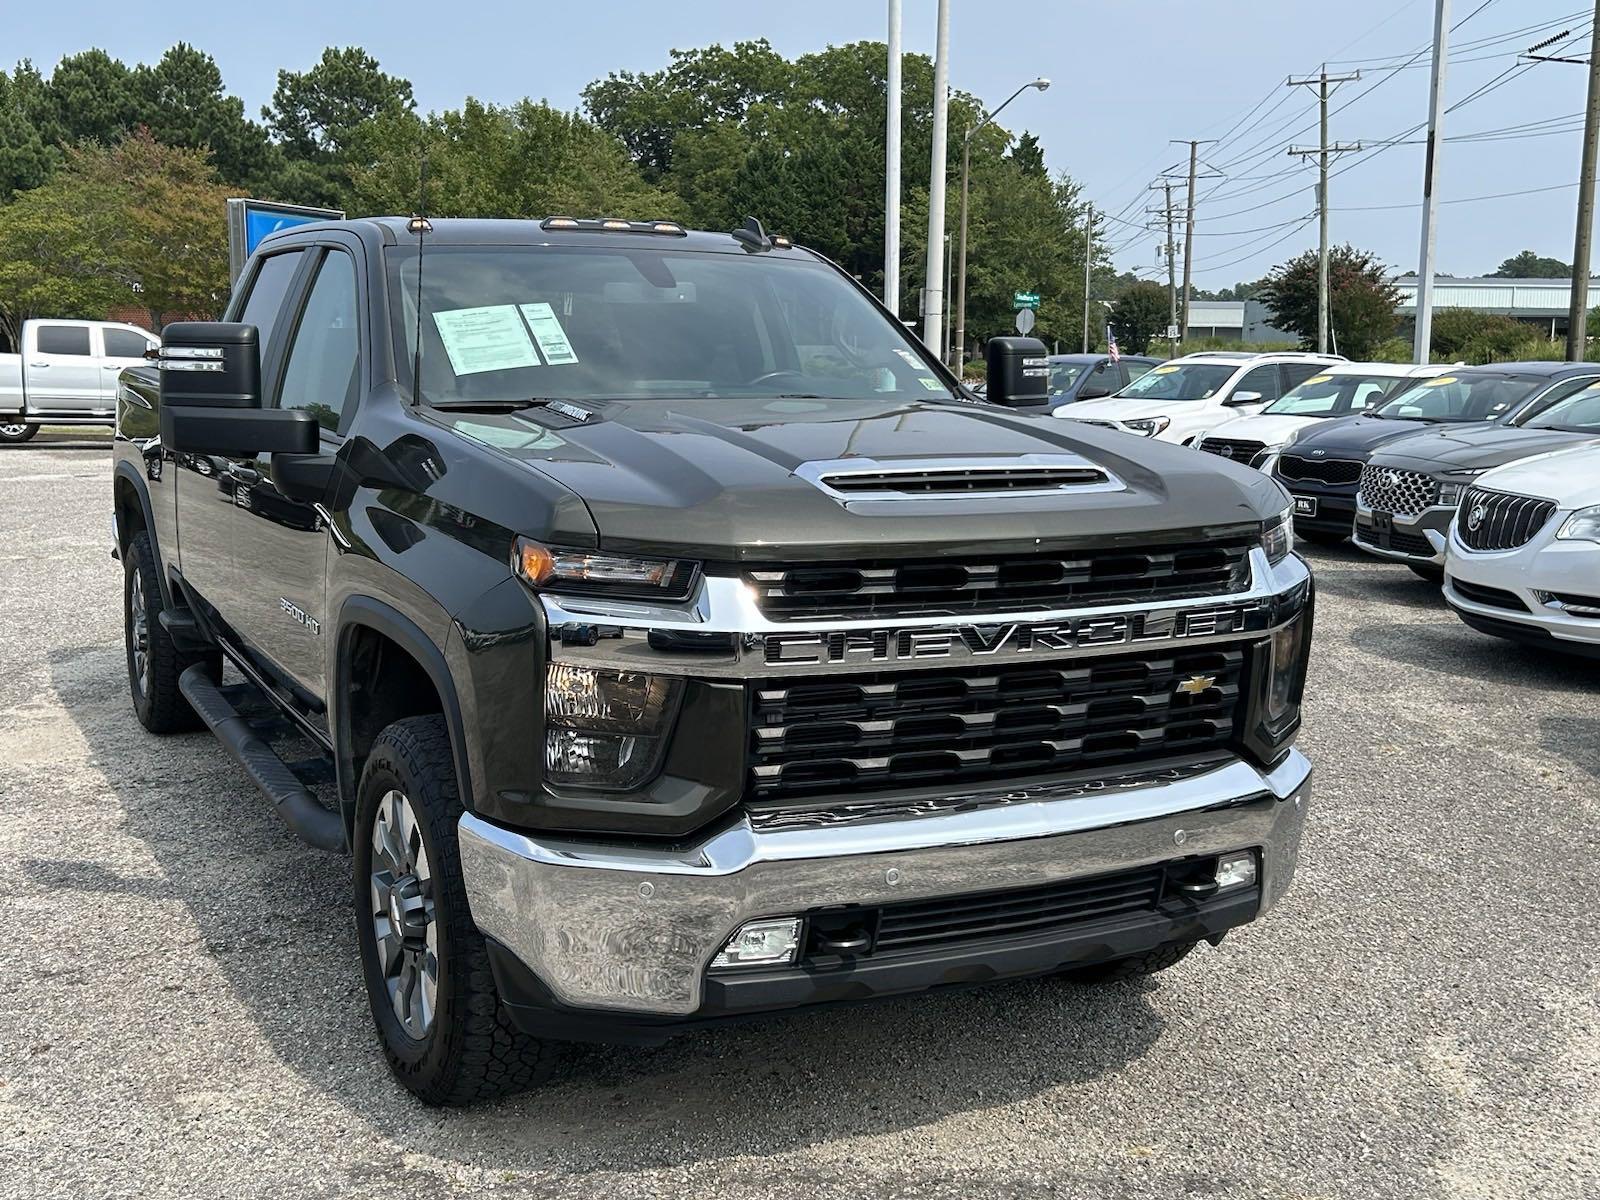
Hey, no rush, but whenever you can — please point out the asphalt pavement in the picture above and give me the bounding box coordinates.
[2,431,1596,1199]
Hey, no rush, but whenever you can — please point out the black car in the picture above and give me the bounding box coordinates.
[1274,362,1599,544]
[1354,378,1600,571]
[1045,353,1162,408]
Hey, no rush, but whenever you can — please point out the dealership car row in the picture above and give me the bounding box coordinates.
[1050,352,1600,660]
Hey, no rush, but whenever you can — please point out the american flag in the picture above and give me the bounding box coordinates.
[1105,324,1120,362]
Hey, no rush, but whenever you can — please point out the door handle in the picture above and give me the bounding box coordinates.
[28,362,48,368]
[102,363,122,369]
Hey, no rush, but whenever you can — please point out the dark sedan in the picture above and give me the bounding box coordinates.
[1046,353,1162,409]
[1273,362,1600,545]
[1353,380,1600,573]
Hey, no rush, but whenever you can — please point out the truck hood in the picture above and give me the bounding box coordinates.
[1371,424,1600,473]
[452,396,1284,562]
[1284,413,1496,459]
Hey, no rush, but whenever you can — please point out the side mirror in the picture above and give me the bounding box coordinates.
[1224,390,1264,407]
[985,336,1050,408]
[157,322,319,458]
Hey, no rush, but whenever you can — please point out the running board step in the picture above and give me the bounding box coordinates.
[179,664,347,852]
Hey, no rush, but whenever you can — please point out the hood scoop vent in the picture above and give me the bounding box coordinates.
[799,455,1121,502]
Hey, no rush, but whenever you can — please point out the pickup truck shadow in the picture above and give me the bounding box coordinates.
[1,429,112,451]
[41,641,1166,1173]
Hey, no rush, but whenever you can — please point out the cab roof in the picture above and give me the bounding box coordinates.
[261,215,807,257]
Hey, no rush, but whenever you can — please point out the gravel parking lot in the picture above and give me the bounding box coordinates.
[2,432,1597,1199]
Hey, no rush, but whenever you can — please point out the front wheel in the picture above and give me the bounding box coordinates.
[124,531,217,733]
[354,715,558,1106]
[0,421,37,444]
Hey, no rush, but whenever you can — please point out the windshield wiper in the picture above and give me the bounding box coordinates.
[426,398,545,412]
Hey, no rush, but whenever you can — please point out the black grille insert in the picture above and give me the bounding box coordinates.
[1277,454,1363,486]
[751,647,1247,798]
[746,542,1253,620]
[1456,487,1557,552]
[1450,578,1528,612]
[872,866,1167,953]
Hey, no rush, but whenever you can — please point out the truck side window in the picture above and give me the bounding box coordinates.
[36,325,91,356]
[236,250,305,362]
[276,250,360,434]
[103,328,154,359]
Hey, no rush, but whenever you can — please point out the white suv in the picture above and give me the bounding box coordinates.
[1443,441,1600,659]
[1053,351,1345,446]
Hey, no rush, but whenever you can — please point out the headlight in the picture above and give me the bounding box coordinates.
[1436,470,1486,506]
[1262,509,1293,565]
[1124,416,1169,437]
[545,665,681,789]
[1264,615,1309,726]
[513,537,697,599]
[1558,505,1600,542]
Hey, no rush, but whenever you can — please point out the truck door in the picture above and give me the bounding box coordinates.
[99,326,158,404]
[172,247,309,616]
[223,245,363,703]
[26,323,104,414]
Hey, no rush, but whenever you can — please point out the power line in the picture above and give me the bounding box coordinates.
[1332,179,1582,210]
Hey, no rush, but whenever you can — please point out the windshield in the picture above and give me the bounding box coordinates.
[1523,383,1600,432]
[1371,373,1540,423]
[1263,372,1417,418]
[1049,363,1088,393]
[1115,362,1237,401]
[388,245,956,404]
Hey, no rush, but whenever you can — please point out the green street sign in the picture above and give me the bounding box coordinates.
[1012,291,1041,310]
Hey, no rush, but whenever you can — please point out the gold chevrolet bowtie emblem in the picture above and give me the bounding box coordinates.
[1177,674,1217,695]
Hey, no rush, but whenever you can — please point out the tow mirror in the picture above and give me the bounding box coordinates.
[157,321,318,458]
[985,336,1050,408]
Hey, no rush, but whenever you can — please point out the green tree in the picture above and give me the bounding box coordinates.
[0,130,230,340]
[347,99,680,221]
[1257,244,1399,358]
[131,44,277,191]
[0,64,59,200]
[1108,281,1170,354]
[1489,250,1570,278]
[40,48,135,146]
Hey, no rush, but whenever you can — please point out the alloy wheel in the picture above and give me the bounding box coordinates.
[369,788,438,1039]
[129,566,150,697]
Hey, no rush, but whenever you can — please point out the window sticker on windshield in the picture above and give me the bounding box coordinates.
[1419,376,1456,387]
[1152,365,1179,374]
[519,303,579,365]
[918,377,944,391]
[432,305,539,375]
[1303,374,1331,385]
[893,348,924,367]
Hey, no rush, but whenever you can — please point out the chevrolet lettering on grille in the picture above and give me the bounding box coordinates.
[763,600,1270,666]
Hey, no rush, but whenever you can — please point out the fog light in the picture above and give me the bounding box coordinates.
[710,918,802,969]
[1215,851,1258,891]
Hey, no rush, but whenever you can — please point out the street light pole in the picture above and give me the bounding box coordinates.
[884,0,903,316]
[953,76,1050,366]
[920,0,951,351]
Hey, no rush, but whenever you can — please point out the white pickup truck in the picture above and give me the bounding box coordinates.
[1,319,159,443]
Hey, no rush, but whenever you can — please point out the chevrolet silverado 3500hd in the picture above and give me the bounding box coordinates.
[112,215,1314,1105]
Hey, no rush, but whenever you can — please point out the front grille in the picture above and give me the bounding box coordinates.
[819,465,1108,495]
[1277,453,1363,486]
[1199,438,1269,466]
[1354,521,1434,558]
[745,542,1253,620]
[750,647,1247,799]
[1359,464,1438,517]
[1451,578,1528,612]
[872,866,1166,953]
[1455,487,1557,551]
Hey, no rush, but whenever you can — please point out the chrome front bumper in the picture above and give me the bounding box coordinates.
[458,748,1312,1017]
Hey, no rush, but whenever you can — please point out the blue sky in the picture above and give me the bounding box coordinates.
[11,0,1594,285]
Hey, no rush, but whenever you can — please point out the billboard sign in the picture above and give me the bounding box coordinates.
[227,198,345,282]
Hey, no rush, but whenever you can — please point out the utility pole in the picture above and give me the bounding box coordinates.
[1149,181,1179,352]
[884,0,902,316]
[1288,67,1361,354]
[921,0,951,352]
[1414,0,1451,364]
[1082,204,1094,352]
[1171,139,1218,340]
[1567,5,1600,360]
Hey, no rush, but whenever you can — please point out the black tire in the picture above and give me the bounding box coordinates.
[1066,939,1198,984]
[1295,528,1346,546]
[354,715,558,1106]
[124,530,218,733]
[0,421,37,444]
[1408,562,1444,582]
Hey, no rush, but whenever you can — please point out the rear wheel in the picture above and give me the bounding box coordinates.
[1066,939,1197,983]
[123,531,218,733]
[354,715,558,1106]
[1408,562,1444,582]
[0,421,37,444]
